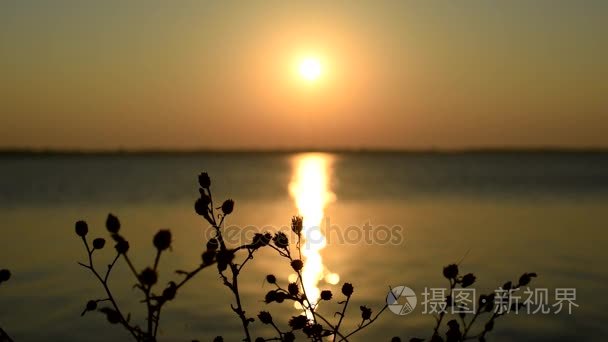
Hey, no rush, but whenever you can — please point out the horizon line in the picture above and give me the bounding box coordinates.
[1,146,608,155]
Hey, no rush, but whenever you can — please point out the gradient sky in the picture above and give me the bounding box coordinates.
[1,0,606,150]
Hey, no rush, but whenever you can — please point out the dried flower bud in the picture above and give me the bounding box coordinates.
[291,259,304,272]
[0,269,10,283]
[216,249,234,272]
[139,267,158,286]
[502,281,512,291]
[517,272,537,287]
[391,337,402,342]
[291,216,303,235]
[288,282,299,296]
[320,290,333,301]
[202,250,215,265]
[461,273,476,288]
[264,290,278,303]
[255,338,265,342]
[99,307,121,324]
[252,233,271,249]
[273,232,289,249]
[206,238,219,251]
[92,238,106,250]
[114,238,130,254]
[360,305,372,320]
[195,197,210,216]
[341,282,354,297]
[266,274,276,284]
[283,332,295,342]
[288,315,309,330]
[198,172,211,188]
[221,199,234,215]
[105,214,120,234]
[216,249,234,264]
[87,300,97,310]
[257,311,273,324]
[443,264,459,280]
[75,220,88,237]
[163,282,177,301]
[303,323,323,338]
[275,291,286,303]
[153,229,172,251]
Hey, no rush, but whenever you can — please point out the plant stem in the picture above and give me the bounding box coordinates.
[432,279,455,338]
[80,237,139,340]
[333,295,350,339]
[337,304,389,342]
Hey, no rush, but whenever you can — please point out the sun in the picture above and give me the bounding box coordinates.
[299,57,322,81]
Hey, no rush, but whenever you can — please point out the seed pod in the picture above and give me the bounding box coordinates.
[75,221,88,237]
[320,290,333,301]
[291,259,304,272]
[257,311,273,324]
[266,274,276,284]
[360,305,372,320]
[291,216,303,235]
[93,238,106,250]
[0,269,10,283]
[221,199,234,215]
[198,172,211,188]
[288,282,299,296]
[461,273,476,288]
[202,250,215,265]
[443,264,459,280]
[341,282,354,297]
[153,229,172,251]
[106,214,120,234]
[139,267,158,286]
[206,238,219,251]
[114,238,130,254]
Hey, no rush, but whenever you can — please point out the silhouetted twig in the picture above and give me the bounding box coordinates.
[0,268,13,342]
[404,264,538,342]
[72,171,538,342]
[75,214,215,341]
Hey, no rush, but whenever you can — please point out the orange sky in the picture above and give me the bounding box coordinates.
[1,1,607,150]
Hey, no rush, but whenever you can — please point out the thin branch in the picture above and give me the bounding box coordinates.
[338,304,389,342]
[79,237,139,340]
[333,295,350,339]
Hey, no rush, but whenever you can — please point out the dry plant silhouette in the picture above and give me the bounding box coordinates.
[0,268,13,342]
[406,266,538,342]
[73,172,537,342]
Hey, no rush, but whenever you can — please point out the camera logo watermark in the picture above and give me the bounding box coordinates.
[387,286,417,315]
[387,286,579,316]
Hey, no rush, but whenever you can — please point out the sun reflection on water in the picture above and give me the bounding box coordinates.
[289,153,339,314]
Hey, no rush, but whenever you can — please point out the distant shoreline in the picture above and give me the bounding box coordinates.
[1,147,608,156]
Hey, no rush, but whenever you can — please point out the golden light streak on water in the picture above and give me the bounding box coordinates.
[289,153,338,315]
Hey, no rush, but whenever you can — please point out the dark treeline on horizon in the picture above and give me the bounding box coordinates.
[1,147,608,156]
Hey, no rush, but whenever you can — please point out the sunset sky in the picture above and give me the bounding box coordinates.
[1,1,606,150]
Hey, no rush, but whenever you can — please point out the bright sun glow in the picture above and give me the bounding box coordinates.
[299,57,322,81]
[289,153,338,317]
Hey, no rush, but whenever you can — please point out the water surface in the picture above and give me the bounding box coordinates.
[0,152,607,341]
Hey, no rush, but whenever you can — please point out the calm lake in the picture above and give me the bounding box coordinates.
[0,152,607,341]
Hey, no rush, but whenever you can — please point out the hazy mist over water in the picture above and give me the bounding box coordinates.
[1,152,607,341]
